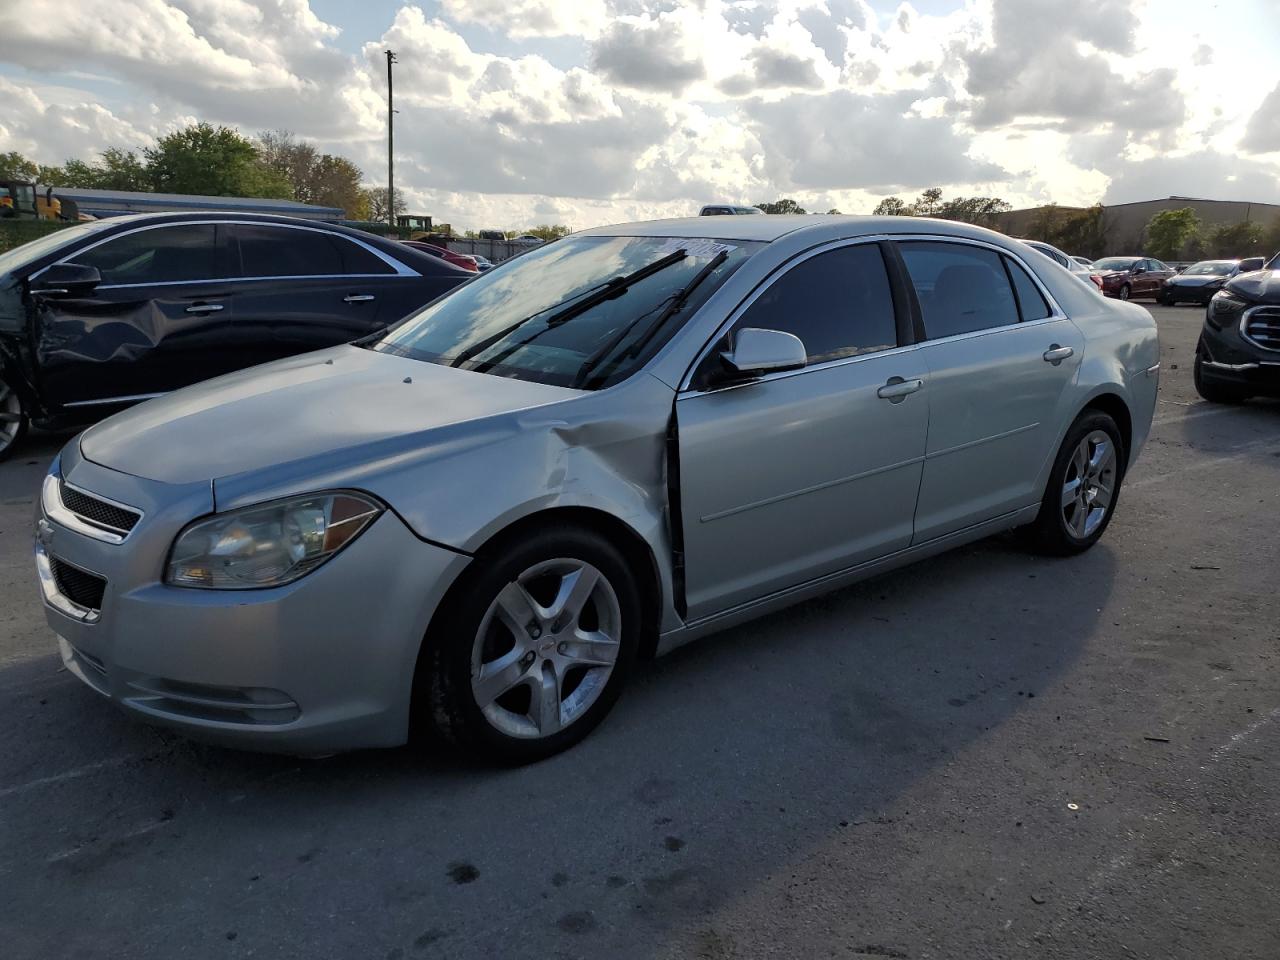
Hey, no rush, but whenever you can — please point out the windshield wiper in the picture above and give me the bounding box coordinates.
[571,250,728,390]
[457,249,689,373]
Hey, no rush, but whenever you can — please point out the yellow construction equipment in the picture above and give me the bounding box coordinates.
[0,182,76,220]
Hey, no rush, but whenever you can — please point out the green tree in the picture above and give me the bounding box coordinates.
[913,187,943,216]
[1206,220,1265,258]
[0,152,39,181]
[363,186,406,223]
[873,196,908,216]
[517,224,572,240]
[936,196,1012,228]
[825,208,841,215]
[754,198,807,214]
[94,148,150,190]
[145,123,290,198]
[1143,208,1201,262]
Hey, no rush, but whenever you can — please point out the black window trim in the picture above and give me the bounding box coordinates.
[679,234,913,394]
[887,234,1067,346]
[32,219,422,290]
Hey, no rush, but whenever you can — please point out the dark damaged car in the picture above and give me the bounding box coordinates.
[0,213,472,459]
[1195,251,1280,403]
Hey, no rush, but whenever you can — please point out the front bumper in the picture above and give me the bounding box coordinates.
[1164,284,1222,305]
[37,444,471,754]
[1199,317,1280,398]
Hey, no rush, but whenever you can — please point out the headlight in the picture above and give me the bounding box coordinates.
[166,491,382,589]
[1207,290,1248,330]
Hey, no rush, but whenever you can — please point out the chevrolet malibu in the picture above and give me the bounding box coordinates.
[36,216,1160,762]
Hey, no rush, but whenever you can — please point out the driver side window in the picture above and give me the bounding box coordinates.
[727,242,898,365]
[69,224,218,285]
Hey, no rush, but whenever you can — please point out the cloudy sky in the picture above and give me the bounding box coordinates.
[0,0,1277,231]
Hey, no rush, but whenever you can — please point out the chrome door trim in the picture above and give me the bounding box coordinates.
[698,454,927,523]
[32,218,422,284]
[677,234,893,393]
[62,392,166,408]
[185,303,224,314]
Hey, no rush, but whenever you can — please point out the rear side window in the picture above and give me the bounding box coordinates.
[69,224,218,285]
[233,226,394,278]
[1005,257,1051,321]
[896,241,1019,338]
[731,242,897,364]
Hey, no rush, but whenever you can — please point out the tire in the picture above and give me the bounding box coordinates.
[1025,411,1125,556]
[1194,347,1250,404]
[420,525,641,764]
[1158,291,1173,306]
[1118,284,1131,301]
[0,373,29,464]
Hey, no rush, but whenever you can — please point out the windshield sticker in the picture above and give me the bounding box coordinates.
[653,238,737,260]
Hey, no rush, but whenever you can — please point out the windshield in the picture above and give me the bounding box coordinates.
[0,219,115,276]
[373,235,757,388]
[1092,257,1139,271]
[1183,261,1234,276]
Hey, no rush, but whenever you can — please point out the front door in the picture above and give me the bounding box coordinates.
[893,239,1085,542]
[676,240,929,620]
[31,222,237,409]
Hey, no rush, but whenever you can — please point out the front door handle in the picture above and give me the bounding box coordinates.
[344,294,376,303]
[877,377,924,402]
[1043,345,1074,364]
[185,302,224,314]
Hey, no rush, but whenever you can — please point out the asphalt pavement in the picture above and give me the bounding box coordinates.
[1,304,1277,959]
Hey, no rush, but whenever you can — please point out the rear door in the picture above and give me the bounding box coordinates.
[31,222,237,408]
[895,239,1084,542]
[676,240,929,620]
[226,223,408,366]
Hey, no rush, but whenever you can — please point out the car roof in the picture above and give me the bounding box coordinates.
[575,214,1016,245]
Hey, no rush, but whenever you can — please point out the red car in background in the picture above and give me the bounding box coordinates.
[1091,256,1175,301]
[401,240,479,272]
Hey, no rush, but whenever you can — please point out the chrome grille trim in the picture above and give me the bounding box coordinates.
[42,474,143,544]
[1241,305,1280,353]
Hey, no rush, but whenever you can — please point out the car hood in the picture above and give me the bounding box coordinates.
[80,345,582,486]
[1168,274,1225,286]
[1224,269,1280,303]
[1093,269,1126,279]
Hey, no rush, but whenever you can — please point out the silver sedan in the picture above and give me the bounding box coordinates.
[35,216,1159,761]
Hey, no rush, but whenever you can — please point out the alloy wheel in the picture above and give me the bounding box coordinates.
[1061,430,1117,539]
[0,376,23,456]
[470,558,622,740]
[1118,285,1130,301]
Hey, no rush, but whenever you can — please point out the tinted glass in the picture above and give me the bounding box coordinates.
[1006,257,1051,321]
[70,224,217,285]
[732,243,897,364]
[374,235,758,388]
[234,226,393,277]
[897,241,1019,337]
[1093,257,1139,271]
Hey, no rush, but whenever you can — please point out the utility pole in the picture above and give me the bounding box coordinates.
[386,49,397,229]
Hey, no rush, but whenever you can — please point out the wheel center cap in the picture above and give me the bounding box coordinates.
[539,638,557,655]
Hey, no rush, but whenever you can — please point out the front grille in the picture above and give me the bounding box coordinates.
[50,558,106,611]
[60,481,141,535]
[1243,307,1280,351]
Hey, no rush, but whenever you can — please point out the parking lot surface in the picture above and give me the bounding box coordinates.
[1,304,1277,959]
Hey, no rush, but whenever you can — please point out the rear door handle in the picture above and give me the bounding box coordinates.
[344,294,376,303]
[877,377,924,402]
[1043,345,1074,364]
[185,303,224,314]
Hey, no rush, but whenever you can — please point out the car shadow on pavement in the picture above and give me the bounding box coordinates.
[1,529,1116,959]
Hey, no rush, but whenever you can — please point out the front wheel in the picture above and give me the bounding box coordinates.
[420,526,640,764]
[0,374,29,463]
[1158,290,1173,306]
[1118,284,1131,301]
[1025,411,1125,556]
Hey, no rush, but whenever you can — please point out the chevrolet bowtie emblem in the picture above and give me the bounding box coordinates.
[35,518,54,548]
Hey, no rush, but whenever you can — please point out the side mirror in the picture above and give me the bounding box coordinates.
[31,262,102,297]
[1130,265,1145,275]
[718,327,807,380]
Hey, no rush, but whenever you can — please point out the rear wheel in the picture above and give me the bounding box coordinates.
[1025,411,1125,556]
[421,526,640,764]
[1194,347,1250,404]
[0,374,28,463]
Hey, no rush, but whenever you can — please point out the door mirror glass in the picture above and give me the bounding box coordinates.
[1131,264,1144,274]
[31,262,102,296]
[719,327,807,379]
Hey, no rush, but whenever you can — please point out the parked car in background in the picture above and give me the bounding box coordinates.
[1158,258,1267,306]
[1091,256,1175,301]
[36,215,1158,760]
[1194,250,1280,403]
[401,240,479,272]
[472,254,494,272]
[1072,256,1093,267]
[1021,239,1103,290]
[699,205,765,216]
[0,212,472,460]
